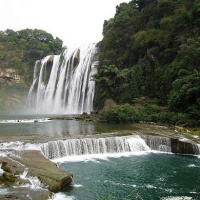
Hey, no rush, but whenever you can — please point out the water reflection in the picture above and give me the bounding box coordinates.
[0,117,95,137]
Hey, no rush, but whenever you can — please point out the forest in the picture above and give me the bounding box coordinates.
[94,0,200,127]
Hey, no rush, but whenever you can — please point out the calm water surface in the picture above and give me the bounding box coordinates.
[0,114,163,138]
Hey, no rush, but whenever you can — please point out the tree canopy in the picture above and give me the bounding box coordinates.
[95,0,200,126]
[0,29,63,83]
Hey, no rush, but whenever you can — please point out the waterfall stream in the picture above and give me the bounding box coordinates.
[39,136,151,159]
[39,135,200,160]
[27,44,97,114]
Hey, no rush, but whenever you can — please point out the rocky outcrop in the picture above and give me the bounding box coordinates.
[75,112,99,121]
[171,139,200,154]
[0,150,73,194]
[0,68,20,82]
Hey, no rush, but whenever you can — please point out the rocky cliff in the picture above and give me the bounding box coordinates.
[0,68,21,82]
[0,68,27,113]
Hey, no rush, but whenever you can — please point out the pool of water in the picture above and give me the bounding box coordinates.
[0,114,136,137]
[0,114,178,139]
[58,153,200,200]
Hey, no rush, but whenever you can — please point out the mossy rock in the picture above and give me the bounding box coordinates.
[0,172,16,186]
[1,162,11,173]
[49,175,73,193]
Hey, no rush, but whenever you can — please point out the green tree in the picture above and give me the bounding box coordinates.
[168,73,200,112]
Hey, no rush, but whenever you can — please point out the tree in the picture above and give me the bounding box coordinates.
[94,65,130,102]
[0,29,63,83]
[168,73,200,112]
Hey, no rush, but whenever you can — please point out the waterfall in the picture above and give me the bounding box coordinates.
[39,135,200,159]
[141,135,172,152]
[27,44,97,114]
[39,136,151,159]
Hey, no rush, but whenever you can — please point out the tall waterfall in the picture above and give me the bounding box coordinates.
[27,44,97,114]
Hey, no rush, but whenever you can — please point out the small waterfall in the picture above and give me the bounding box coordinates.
[197,144,200,154]
[39,136,151,159]
[39,135,200,159]
[27,44,97,114]
[141,135,172,152]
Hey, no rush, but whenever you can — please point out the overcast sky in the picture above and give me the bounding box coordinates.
[0,0,130,47]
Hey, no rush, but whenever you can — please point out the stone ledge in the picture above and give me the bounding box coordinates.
[0,150,73,194]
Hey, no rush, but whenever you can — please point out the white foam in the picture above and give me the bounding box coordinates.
[49,193,75,200]
[145,184,157,189]
[104,180,136,188]
[179,138,191,142]
[0,164,4,175]
[0,151,8,157]
[73,184,83,188]
[16,169,44,190]
[52,151,152,163]
[164,189,173,193]
[187,164,198,168]
[161,197,192,200]
[0,118,50,124]
[0,141,39,151]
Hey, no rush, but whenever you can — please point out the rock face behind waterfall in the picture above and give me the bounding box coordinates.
[27,44,97,114]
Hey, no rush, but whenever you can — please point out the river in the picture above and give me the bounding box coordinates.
[0,115,200,200]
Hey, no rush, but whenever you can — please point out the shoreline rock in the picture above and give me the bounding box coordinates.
[0,150,73,199]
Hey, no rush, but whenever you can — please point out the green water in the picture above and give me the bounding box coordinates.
[59,153,200,200]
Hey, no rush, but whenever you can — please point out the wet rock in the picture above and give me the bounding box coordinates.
[48,116,74,120]
[0,172,16,186]
[49,174,73,193]
[8,150,73,193]
[171,139,198,154]
[1,162,11,173]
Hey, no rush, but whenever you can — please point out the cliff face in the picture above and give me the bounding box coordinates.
[0,68,28,113]
[0,68,21,83]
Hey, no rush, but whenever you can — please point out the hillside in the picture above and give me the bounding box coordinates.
[94,0,200,126]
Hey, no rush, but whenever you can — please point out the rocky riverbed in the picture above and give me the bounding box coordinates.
[0,149,73,199]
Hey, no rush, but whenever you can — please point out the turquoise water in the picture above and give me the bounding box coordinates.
[58,153,200,200]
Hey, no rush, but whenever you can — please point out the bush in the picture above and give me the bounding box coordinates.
[100,102,141,123]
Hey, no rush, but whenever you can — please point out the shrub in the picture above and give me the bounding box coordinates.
[100,102,141,123]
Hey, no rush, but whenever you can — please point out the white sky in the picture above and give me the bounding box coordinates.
[0,0,130,48]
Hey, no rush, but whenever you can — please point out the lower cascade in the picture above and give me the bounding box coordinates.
[27,44,97,114]
[39,135,200,159]
[39,136,150,159]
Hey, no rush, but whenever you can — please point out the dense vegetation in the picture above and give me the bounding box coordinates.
[0,29,63,82]
[94,0,200,126]
[0,29,63,113]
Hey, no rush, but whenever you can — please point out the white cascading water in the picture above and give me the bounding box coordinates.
[141,135,172,152]
[27,44,97,114]
[39,136,151,159]
[40,135,200,160]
